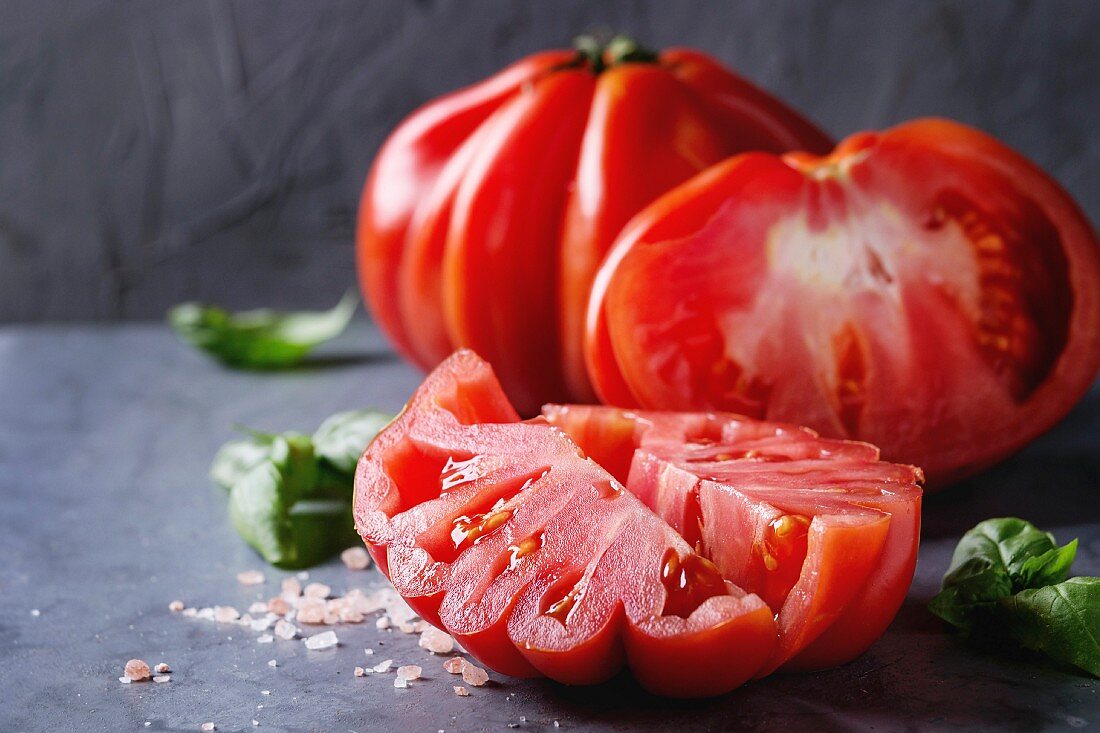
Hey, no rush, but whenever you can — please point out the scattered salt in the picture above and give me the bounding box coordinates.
[154,663,170,674]
[443,657,465,674]
[267,659,278,668]
[341,546,371,570]
[213,606,240,623]
[394,677,409,689]
[274,620,297,640]
[396,664,422,681]
[237,570,266,586]
[124,659,151,682]
[303,582,331,599]
[375,615,391,630]
[372,659,393,673]
[281,577,302,599]
[453,686,469,696]
[261,690,270,696]
[296,571,309,580]
[257,634,274,644]
[201,724,216,732]
[252,720,259,727]
[364,648,375,656]
[296,598,326,625]
[118,676,131,684]
[153,675,171,683]
[419,627,455,654]
[354,666,366,677]
[304,630,338,651]
[248,602,269,615]
[461,663,489,687]
[168,600,184,613]
[267,597,291,616]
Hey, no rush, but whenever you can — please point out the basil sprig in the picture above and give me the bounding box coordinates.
[211,409,391,568]
[169,292,357,369]
[930,517,1098,677]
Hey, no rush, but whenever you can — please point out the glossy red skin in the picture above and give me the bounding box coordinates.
[354,350,777,697]
[353,351,921,696]
[543,404,922,672]
[587,119,1100,486]
[357,46,831,413]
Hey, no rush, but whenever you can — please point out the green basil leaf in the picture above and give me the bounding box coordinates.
[210,431,312,490]
[928,556,1013,632]
[285,500,362,569]
[1017,539,1079,589]
[945,517,1073,592]
[312,409,393,476]
[999,577,1100,677]
[168,292,357,369]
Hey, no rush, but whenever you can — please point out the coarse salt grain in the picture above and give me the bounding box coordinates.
[267,597,290,616]
[339,608,364,624]
[182,607,198,617]
[303,630,338,651]
[394,677,409,689]
[153,675,171,683]
[267,659,277,668]
[340,546,371,570]
[281,577,302,598]
[252,721,259,727]
[257,634,274,644]
[443,657,465,674]
[453,686,469,696]
[372,659,393,673]
[323,612,340,625]
[201,724,216,732]
[124,659,151,682]
[303,582,331,599]
[295,598,326,624]
[251,617,273,632]
[461,664,489,687]
[375,615,391,630]
[354,666,366,677]
[418,627,455,654]
[169,600,184,613]
[237,570,266,586]
[274,620,297,640]
[364,648,374,656]
[213,606,240,623]
[154,663,170,674]
[119,676,132,684]
[248,602,268,615]
[396,665,422,681]
[261,690,270,695]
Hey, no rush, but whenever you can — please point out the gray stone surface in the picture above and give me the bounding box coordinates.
[2,0,1099,322]
[0,321,1097,732]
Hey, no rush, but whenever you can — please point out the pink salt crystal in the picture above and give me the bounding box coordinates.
[124,659,151,682]
[339,608,364,624]
[153,675,171,683]
[354,666,366,677]
[201,724,216,732]
[398,621,416,634]
[237,570,266,586]
[453,686,470,696]
[274,619,297,640]
[168,600,184,613]
[267,596,291,616]
[340,547,371,570]
[372,659,393,673]
[303,630,338,650]
[213,606,240,623]
[154,663,170,674]
[295,598,326,624]
[322,613,340,625]
[182,607,198,617]
[396,665,422,681]
[443,657,465,674]
[461,664,489,687]
[248,602,268,615]
[303,582,331,599]
[418,627,455,654]
[281,577,302,599]
[393,677,409,689]
[375,616,391,630]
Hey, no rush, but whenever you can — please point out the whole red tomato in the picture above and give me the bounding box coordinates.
[586,119,1100,486]
[357,37,831,413]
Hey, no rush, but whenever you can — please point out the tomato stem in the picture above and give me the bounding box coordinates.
[572,34,659,74]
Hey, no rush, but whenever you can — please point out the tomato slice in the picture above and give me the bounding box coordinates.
[543,404,921,672]
[355,350,777,697]
[587,119,1100,486]
[356,352,922,696]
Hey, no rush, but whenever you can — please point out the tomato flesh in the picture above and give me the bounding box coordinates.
[356,352,922,695]
[587,119,1100,486]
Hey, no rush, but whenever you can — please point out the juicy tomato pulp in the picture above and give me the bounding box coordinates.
[354,351,922,696]
[586,119,1100,487]
[357,42,832,413]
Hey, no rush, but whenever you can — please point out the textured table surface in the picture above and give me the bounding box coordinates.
[1,321,1097,732]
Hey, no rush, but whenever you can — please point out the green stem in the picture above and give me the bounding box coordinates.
[571,34,659,74]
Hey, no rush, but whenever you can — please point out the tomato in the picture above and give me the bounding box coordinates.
[587,119,1100,486]
[354,351,922,696]
[357,37,832,414]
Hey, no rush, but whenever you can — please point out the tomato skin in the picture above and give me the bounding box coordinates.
[588,118,1100,486]
[357,44,831,414]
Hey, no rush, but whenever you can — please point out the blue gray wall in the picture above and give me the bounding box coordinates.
[2,0,1097,321]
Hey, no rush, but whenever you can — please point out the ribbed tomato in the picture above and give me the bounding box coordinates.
[587,119,1100,486]
[354,351,921,696]
[357,37,831,413]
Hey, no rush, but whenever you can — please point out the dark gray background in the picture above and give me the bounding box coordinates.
[2,0,1099,322]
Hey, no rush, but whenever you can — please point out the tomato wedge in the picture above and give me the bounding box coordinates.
[356,351,922,696]
[586,119,1100,486]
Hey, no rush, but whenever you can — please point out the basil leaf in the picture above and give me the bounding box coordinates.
[928,556,1013,631]
[1016,540,1078,589]
[944,517,1073,592]
[999,577,1100,677]
[210,431,312,490]
[312,409,393,476]
[168,292,357,369]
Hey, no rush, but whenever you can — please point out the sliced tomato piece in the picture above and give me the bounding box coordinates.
[355,351,777,697]
[543,404,922,672]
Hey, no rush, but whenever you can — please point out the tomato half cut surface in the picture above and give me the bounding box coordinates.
[355,351,922,696]
[586,118,1100,486]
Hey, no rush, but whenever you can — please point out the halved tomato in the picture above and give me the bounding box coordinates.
[586,119,1100,486]
[355,351,922,696]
